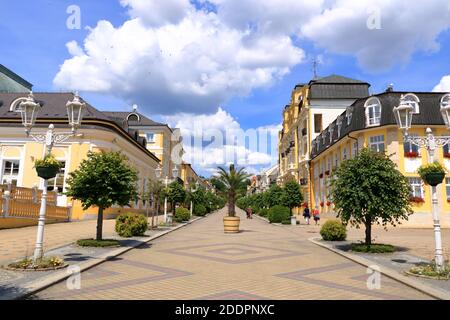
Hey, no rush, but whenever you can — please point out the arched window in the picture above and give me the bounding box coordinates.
[9,97,29,112]
[365,97,382,126]
[127,113,140,122]
[401,93,420,114]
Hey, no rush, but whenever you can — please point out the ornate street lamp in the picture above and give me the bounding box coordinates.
[155,165,180,224]
[393,93,450,270]
[17,92,85,262]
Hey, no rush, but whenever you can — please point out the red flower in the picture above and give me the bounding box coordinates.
[404,151,419,158]
[303,202,308,208]
[320,201,324,207]
[444,153,450,159]
[326,201,331,206]
[409,196,425,203]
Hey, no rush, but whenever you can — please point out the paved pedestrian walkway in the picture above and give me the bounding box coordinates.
[0,215,165,264]
[35,208,432,300]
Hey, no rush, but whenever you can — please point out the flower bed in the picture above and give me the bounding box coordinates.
[6,256,67,271]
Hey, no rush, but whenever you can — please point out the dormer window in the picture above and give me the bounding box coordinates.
[336,115,343,137]
[328,124,335,143]
[400,93,420,114]
[365,97,382,126]
[345,106,354,126]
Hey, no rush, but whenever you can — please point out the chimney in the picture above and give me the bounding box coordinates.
[386,83,394,92]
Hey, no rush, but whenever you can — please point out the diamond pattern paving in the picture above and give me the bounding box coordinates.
[35,208,433,300]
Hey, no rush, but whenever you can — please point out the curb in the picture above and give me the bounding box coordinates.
[9,216,203,300]
[309,237,450,300]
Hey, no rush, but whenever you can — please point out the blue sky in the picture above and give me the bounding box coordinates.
[1,0,450,176]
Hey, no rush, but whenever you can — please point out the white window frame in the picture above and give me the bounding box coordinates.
[1,159,20,186]
[365,97,382,127]
[146,132,156,143]
[409,177,424,198]
[346,107,353,126]
[352,141,358,157]
[343,148,348,160]
[369,135,385,153]
[401,93,420,114]
[446,178,450,201]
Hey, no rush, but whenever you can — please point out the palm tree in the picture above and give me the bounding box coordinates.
[216,164,250,216]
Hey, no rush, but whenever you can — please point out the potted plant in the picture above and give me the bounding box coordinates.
[444,152,450,159]
[216,164,249,233]
[417,162,446,186]
[34,154,62,180]
[409,196,425,203]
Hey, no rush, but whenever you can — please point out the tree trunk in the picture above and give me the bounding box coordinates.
[365,219,372,246]
[96,207,104,241]
[151,193,155,228]
[228,191,235,217]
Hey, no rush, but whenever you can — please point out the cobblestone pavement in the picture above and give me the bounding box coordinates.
[0,215,165,264]
[35,208,432,300]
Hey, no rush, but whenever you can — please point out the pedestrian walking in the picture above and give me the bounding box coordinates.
[312,206,320,225]
[247,206,253,219]
[303,206,311,225]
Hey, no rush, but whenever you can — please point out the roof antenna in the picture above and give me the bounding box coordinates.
[312,57,318,80]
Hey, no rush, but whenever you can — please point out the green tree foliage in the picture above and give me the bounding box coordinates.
[268,205,290,223]
[216,164,250,216]
[266,184,285,207]
[143,180,165,228]
[166,181,186,214]
[330,148,413,245]
[65,151,138,240]
[282,180,303,214]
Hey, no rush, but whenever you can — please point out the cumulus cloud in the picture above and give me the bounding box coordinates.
[434,76,450,92]
[120,0,191,26]
[164,108,280,173]
[54,2,304,115]
[301,0,450,72]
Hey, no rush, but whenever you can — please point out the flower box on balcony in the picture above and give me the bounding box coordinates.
[404,151,419,158]
[444,153,450,159]
[319,201,324,207]
[325,170,330,176]
[326,201,331,206]
[319,173,324,179]
[409,196,425,203]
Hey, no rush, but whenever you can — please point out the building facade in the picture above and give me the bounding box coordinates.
[310,91,450,228]
[0,92,163,227]
[279,75,370,207]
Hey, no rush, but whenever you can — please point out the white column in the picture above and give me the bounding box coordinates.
[427,137,444,270]
[33,178,48,262]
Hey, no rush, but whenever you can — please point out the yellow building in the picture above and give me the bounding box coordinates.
[180,162,203,189]
[310,91,450,228]
[279,75,370,208]
[0,92,162,227]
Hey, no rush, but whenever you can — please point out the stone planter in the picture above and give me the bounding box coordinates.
[223,216,240,233]
[422,172,445,186]
[291,216,297,226]
[35,166,59,180]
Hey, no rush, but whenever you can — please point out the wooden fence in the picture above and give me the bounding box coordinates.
[0,184,70,221]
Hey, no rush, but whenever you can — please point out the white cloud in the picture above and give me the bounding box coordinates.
[164,108,280,174]
[434,76,450,92]
[120,0,191,26]
[54,3,304,115]
[301,0,450,72]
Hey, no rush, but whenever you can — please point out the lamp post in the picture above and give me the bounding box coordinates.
[393,93,450,270]
[17,92,85,262]
[189,182,199,218]
[155,165,179,224]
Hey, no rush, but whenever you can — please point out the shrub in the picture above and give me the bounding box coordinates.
[77,238,120,247]
[281,219,291,225]
[175,207,191,222]
[194,204,207,216]
[320,219,347,241]
[268,205,290,223]
[350,243,395,253]
[259,208,269,217]
[115,212,148,237]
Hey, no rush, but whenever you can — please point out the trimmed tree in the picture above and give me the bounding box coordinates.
[266,184,285,207]
[330,148,413,246]
[65,151,138,240]
[166,181,186,215]
[282,180,303,215]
